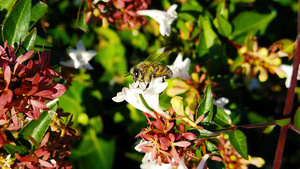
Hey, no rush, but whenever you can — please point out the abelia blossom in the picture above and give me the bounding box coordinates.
[84,0,149,30]
[279,64,300,88]
[60,40,96,70]
[112,78,170,118]
[137,4,178,36]
[214,97,231,115]
[168,53,191,81]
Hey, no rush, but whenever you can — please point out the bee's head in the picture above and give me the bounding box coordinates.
[130,67,141,82]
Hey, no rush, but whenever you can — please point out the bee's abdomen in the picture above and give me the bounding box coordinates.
[153,64,173,79]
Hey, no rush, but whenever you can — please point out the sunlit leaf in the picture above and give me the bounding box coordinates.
[213,106,232,126]
[229,11,276,45]
[189,128,219,138]
[19,110,55,147]
[15,28,37,56]
[263,125,276,134]
[30,1,47,29]
[213,14,232,37]
[294,107,300,131]
[275,118,291,127]
[2,0,31,47]
[228,130,248,159]
[197,85,213,123]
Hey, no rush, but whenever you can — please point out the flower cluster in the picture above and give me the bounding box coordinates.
[0,41,80,168]
[228,37,295,82]
[84,0,150,30]
[12,114,78,168]
[113,52,226,168]
[0,41,66,130]
[217,134,265,169]
[135,111,197,167]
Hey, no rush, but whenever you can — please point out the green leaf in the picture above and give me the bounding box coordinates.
[263,125,276,134]
[229,11,276,45]
[95,43,127,82]
[228,130,248,159]
[206,140,219,153]
[3,144,28,155]
[0,0,17,11]
[19,110,54,147]
[76,0,88,32]
[294,107,300,131]
[15,28,36,56]
[180,2,203,12]
[213,106,232,126]
[189,129,219,138]
[71,128,115,169]
[2,0,31,47]
[198,15,222,57]
[197,85,214,123]
[30,1,47,29]
[275,118,291,127]
[213,14,232,37]
[118,30,148,51]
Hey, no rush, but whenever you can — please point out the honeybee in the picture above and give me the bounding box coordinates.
[130,50,173,89]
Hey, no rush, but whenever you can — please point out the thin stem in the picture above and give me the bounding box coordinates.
[289,124,300,134]
[272,1,300,168]
[214,122,277,134]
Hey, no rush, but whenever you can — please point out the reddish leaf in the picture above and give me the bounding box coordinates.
[27,135,39,147]
[152,119,165,132]
[0,130,7,148]
[39,159,54,168]
[3,64,11,89]
[30,99,47,109]
[114,0,125,9]
[0,90,13,111]
[50,83,66,97]
[159,137,170,150]
[174,141,191,147]
[182,132,197,140]
[13,50,34,74]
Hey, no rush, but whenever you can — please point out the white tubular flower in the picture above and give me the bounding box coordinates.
[168,53,191,81]
[112,85,156,117]
[137,4,178,36]
[178,157,188,169]
[214,97,231,115]
[279,64,300,88]
[140,152,173,169]
[60,40,96,70]
[133,77,170,119]
[197,154,210,169]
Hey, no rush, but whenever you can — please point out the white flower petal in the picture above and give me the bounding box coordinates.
[280,64,300,88]
[59,60,75,68]
[168,53,191,81]
[76,40,85,51]
[178,157,188,169]
[197,154,210,169]
[137,5,177,36]
[62,40,96,70]
[167,4,178,16]
[214,97,231,115]
[112,87,155,117]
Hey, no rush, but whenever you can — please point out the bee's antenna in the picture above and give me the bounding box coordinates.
[121,71,131,77]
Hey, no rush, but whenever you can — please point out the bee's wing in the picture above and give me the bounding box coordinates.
[151,50,173,63]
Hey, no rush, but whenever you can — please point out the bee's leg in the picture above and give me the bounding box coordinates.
[146,75,152,89]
